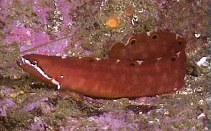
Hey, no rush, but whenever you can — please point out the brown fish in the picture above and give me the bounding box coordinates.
[18,31,187,98]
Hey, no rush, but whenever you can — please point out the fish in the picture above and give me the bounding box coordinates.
[17,31,187,99]
[109,31,186,60]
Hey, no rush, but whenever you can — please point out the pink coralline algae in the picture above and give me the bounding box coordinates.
[3,27,67,55]
[0,86,15,96]
[59,111,139,130]
[0,0,80,56]
[23,97,55,113]
[0,98,17,117]
[89,111,139,130]
[0,87,18,117]
[32,0,52,24]
[29,116,48,131]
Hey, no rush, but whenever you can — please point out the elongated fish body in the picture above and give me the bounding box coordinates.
[18,51,186,98]
[18,31,187,98]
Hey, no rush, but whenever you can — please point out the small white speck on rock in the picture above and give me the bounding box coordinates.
[197,57,208,66]
[148,120,154,125]
[194,33,201,38]
[197,113,206,119]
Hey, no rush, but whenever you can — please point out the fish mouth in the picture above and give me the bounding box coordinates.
[17,55,39,67]
[16,58,22,67]
[17,56,27,67]
[16,56,39,74]
[17,55,61,89]
[17,57,29,67]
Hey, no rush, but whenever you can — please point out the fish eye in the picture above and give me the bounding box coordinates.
[31,60,37,65]
[130,39,137,45]
[177,40,183,46]
[171,56,177,62]
[151,34,158,40]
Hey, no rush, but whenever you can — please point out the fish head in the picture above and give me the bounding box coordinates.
[17,54,58,86]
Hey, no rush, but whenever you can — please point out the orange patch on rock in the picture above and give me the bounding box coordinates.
[106,17,121,28]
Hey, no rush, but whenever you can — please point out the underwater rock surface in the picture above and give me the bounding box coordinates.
[0,0,210,130]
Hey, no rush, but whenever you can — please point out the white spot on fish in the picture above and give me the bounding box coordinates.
[176,51,181,57]
[176,34,181,40]
[156,57,162,61]
[95,58,101,61]
[136,60,144,65]
[62,55,67,59]
[79,56,82,59]
[147,31,152,36]
[116,59,120,63]
[60,75,64,78]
